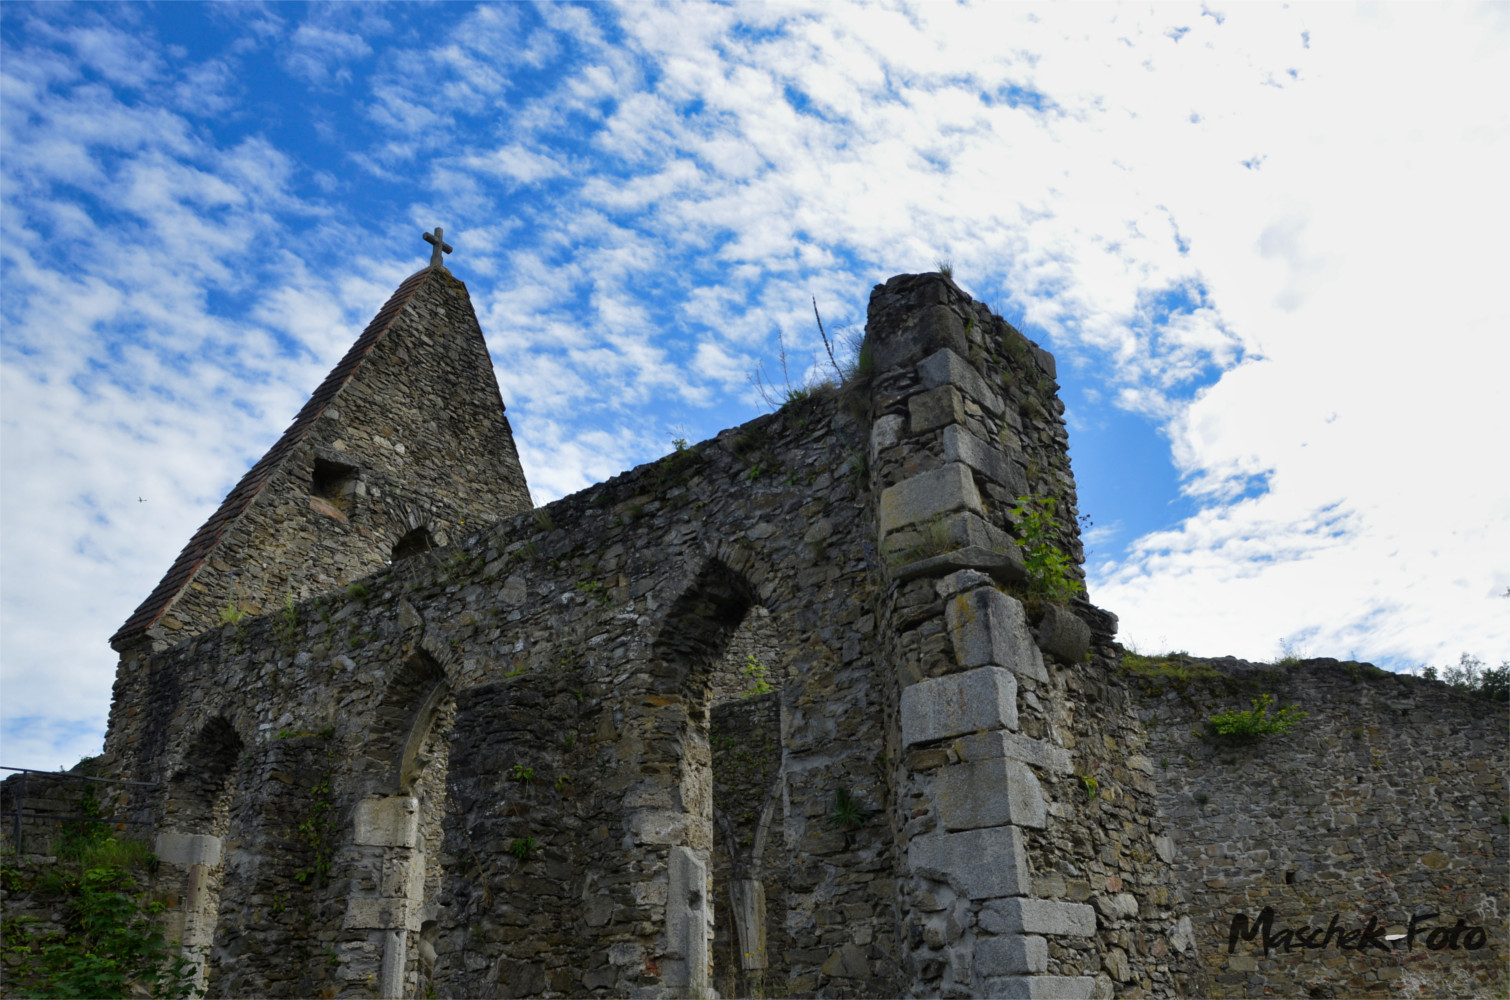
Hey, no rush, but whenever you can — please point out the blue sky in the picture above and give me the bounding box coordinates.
[2,1,1507,771]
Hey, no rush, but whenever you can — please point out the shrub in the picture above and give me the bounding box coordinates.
[1206,693,1306,743]
[1010,495,1085,605]
[11,834,197,999]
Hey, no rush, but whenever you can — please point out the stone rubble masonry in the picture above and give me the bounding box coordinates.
[7,267,1495,1000]
[110,265,532,656]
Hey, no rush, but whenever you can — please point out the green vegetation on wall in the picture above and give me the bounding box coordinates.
[2,797,198,999]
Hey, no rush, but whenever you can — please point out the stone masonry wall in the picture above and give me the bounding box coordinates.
[1132,655,1509,999]
[70,265,1509,1000]
[864,273,1184,1000]
[118,266,531,656]
[101,376,903,998]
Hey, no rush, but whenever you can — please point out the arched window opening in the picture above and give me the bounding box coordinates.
[391,526,435,563]
[652,560,791,996]
[709,608,787,997]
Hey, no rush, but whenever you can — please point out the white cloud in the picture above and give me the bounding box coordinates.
[3,1,1506,772]
[282,23,373,86]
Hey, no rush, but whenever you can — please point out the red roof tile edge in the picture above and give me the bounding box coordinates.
[110,268,440,649]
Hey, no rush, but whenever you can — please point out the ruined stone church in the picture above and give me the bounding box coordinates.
[32,233,1507,998]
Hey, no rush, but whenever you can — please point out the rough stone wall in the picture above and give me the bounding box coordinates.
[1132,656,1509,999]
[101,374,903,998]
[116,266,531,656]
[73,266,1508,1000]
[710,692,788,996]
[0,769,122,856]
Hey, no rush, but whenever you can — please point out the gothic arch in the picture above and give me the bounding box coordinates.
[363,649,453,796]
[162,714,244,830]
[652,557,758,698]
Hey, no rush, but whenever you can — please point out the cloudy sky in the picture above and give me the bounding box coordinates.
[2,2,1506,771]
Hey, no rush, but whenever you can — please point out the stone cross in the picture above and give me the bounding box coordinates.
[422,227,453,269]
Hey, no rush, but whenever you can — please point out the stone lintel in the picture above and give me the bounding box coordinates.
[937,757,1046,831]
[155,831,223,867]
[891,546,1026,586]
[917,348,1004,415]
[909,825,1028,899]
[984,975,1095,1000]
[901,666,1017,747]
[944,586,1048,683]
[354,795,419,848]
[953,730,1074,775]
[879,463,984,538]
[344,896,420,931]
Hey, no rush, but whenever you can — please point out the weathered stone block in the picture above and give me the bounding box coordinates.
[976,934,1047,975]
[353,795,419,848]
[942,425,1027,495]
[1092,892,1138,921]
[917,348,1004,414]
[344,896,420,931]
[909,825,1028,899]
[943,511,1021,559]
[901,666,1017,747]
[937,757,1046,830]
[982,898,1096,937]
[945,586,1048,683]
[1032,345,1057,380]
[664,846,709,991]
[1035,604,1091,664]
[984,975,1096,1000]
[871,303,968,372]
[953,730,1074,775]
[155,831,222,867]
[910,385,965,433]
[879,463,984,537]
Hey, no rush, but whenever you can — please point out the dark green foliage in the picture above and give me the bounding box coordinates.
[1420,654,1509,702]
[5,832,198,999]
[826,788,872,832]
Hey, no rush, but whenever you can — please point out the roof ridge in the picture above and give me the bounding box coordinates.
[111,268,439,648]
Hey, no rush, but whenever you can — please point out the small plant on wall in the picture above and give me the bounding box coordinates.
[742,654,773,697]
[826,789,872,832]
[1010,495,1085,606]
[1205,693,1307,743]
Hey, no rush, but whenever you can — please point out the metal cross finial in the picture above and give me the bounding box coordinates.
[422,227,453,269]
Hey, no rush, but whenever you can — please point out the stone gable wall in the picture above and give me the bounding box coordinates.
[101,377,905,998]
[124,268,531,655]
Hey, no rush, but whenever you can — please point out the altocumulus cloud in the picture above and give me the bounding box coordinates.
[1,1,1505,771]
